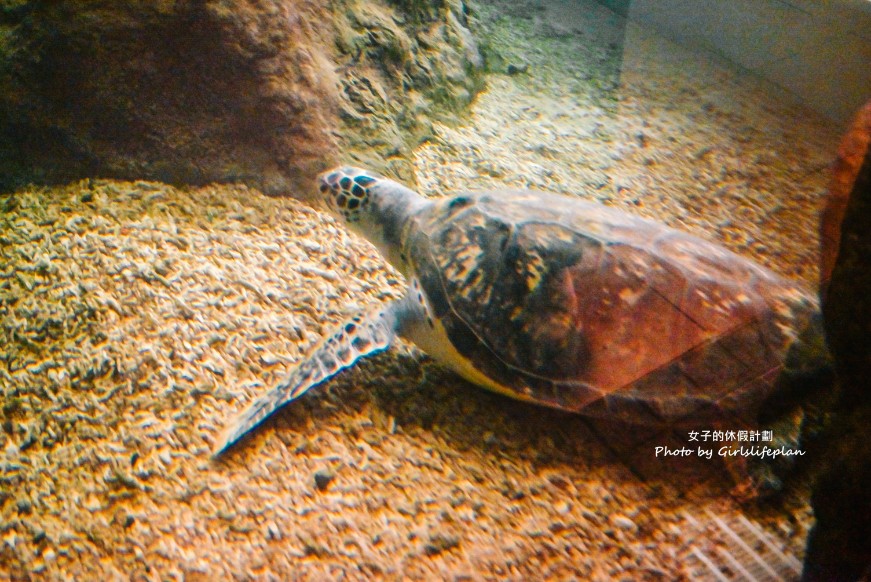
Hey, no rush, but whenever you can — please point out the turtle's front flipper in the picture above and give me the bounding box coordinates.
[214,295,422,456]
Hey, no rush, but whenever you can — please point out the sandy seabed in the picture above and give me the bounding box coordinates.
[0,0,841,580]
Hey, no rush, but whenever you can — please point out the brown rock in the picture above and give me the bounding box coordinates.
[0,0,483,196]
[819,100,871,296]
[804,100,871,581]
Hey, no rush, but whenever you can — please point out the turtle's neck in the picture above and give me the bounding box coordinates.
[352,177,430,277]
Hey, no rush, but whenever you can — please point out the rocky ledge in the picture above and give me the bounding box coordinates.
[0,0,483,196]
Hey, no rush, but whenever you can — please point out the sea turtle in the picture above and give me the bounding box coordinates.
[215,167,819,455]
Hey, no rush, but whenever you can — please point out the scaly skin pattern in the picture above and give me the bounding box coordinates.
[215,304,400,455]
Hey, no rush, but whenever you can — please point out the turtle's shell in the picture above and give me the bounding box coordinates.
[403,190,818,425]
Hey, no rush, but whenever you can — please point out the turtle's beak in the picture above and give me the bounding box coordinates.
[315,172,337,214]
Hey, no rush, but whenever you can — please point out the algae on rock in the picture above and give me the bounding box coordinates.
[0,0,484,196]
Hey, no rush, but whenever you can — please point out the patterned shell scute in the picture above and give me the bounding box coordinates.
[407,190,817,424]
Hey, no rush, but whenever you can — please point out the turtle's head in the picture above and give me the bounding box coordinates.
[317,166,379,224]
[317,166,427,271]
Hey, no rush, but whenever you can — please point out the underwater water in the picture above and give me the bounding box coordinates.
[1,0,868,579]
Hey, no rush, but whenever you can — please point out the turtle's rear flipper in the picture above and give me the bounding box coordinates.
[214,299,408,456]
